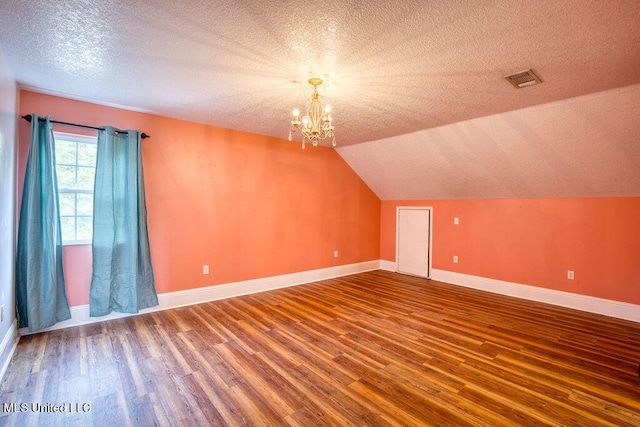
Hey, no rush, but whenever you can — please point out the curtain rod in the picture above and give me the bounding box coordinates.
[21,115,150,139]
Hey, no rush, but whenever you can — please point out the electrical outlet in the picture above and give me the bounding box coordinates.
[203,265,209,275]
[454,217,459,225]
[567,270,574,280]
[453,255,458,263]
[334,250,339,258]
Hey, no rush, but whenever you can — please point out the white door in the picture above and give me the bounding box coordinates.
[397,208,430,278]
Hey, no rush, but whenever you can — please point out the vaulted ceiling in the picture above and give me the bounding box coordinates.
[1,0,639,199]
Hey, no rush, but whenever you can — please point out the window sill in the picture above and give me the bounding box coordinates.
[63,240,92,246]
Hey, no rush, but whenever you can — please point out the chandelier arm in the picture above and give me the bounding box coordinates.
[289,77,336,147]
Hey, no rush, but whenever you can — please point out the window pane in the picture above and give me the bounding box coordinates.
[78,143,97,166]
[54,132,97,244]
[59,192,76,216]
[77,167,95,190]
[60,216,76,241]
[77,193,93,216]
[77,217,93,240]
[55,140,77,165]
[57,165,76,188]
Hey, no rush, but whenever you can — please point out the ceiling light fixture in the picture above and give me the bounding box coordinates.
[288,78,335,149]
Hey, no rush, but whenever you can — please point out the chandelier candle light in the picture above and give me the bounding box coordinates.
[289,78,336,149]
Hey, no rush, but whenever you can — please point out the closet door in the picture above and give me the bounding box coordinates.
[397,208,430,278]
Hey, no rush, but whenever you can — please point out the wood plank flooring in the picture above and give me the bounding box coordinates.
[1,270,639,426]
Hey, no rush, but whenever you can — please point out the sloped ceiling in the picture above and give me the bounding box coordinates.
[337,84,640,200]
[1,0,639,199]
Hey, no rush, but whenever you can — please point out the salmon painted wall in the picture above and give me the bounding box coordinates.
[18,90,380,307]
[382,198,640,305]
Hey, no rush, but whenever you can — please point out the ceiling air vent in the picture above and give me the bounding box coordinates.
[504,69,542,88]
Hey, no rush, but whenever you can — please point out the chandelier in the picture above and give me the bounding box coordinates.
[288,78,335,149]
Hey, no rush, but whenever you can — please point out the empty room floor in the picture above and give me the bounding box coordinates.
[1,270,639,426]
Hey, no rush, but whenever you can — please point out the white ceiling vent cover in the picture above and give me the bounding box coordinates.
[505,69,542,88]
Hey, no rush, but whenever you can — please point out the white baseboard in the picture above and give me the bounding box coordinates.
[0,320,19,382]
[430,269,640,323]
[19,260,381,335]
[379,260,397,272]
[18,261,639,336]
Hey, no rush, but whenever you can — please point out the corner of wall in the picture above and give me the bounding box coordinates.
[0,48,19,382]
[379,260,396,271]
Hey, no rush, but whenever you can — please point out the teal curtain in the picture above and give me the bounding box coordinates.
[16,114,71,332]
[89,127,158,316]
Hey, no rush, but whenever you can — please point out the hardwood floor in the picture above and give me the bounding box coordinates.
[1,270,639,426]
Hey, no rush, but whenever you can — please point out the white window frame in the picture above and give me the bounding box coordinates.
[54,131,97,245]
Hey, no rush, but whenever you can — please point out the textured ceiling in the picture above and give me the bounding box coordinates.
[1,0,639,146]
[337,83,640,199]
[1,0,640,199]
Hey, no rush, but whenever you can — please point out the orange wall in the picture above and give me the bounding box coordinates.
[382,199,640,305]
[18,90,381,307]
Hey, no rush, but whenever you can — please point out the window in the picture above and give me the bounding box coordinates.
[54,132,97,244]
